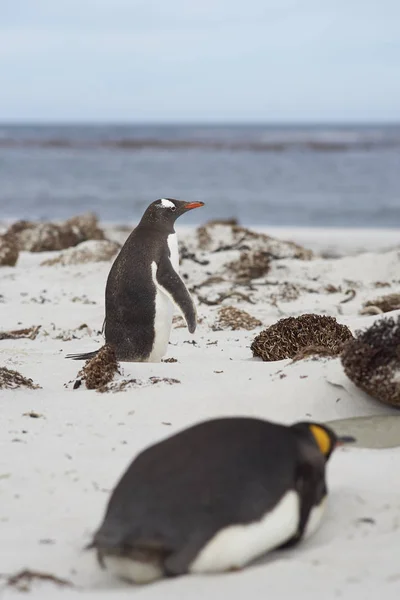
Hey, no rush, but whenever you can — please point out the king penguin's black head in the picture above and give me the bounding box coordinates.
[139,198,204,231]
[291,421,356,461]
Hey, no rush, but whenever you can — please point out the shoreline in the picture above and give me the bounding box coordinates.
[2,219,399,255]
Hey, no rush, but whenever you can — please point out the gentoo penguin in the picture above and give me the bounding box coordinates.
[67,198,204,362]
[88,417,355,584]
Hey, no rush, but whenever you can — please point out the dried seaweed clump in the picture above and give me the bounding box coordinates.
[0,233,19,266]
[41,240,120,266]
[0,325,41,341]
[196,221,313,260]
[76,345,119,390]
[196,218,240,249]
[227,250,271,282]
[0,367,41,389]
[341,316,400,407]
[271,282,301,303]
[214,306,262,331]
[251,314,353,362]
[6,569,73,592]
[6,212,105,252]
[361,293,400,316]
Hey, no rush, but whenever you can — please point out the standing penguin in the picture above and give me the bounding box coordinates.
[67,198,204,362]
[88,417,355,584]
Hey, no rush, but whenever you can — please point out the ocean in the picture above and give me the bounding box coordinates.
[0,123,399,227]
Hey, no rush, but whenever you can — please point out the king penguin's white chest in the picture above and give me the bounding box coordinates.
[148,233,179,362]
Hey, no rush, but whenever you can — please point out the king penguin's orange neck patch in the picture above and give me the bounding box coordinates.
[309,425,331,455]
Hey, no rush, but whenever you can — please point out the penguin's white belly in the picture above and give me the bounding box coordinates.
[167,232,179,272]
[147,234,179,362]
[103,556,163,584]
[147,283,174,362]
[189,490,300,574]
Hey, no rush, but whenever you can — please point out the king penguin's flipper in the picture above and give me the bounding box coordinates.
[280,456,326,549]
[65,349,99,360]
[155,256,197,333]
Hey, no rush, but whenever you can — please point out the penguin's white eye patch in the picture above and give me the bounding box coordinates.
[160,198,175,209]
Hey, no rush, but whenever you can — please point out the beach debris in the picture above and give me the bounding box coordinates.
[197,290,255,306]
[227,250,271,282]
[5,569,73,592]
[213,306,262,331]
[6,212,105,252]
[373,281,391,288]
[340,289,357,304]
[38,323,92,341]
[149,376,181,385]
[74,345,120,390]
[23,411,44,418]
[360,293,400,315]
[0,233,19,266]
[54,323,92,342]
[172,315,204,328]
[357,517,376,525]
[162,357,178,363]
[190,276,226,293]
[173,315,187,329]
[0,367,41,390]
[359,306,384,316]
[179,242,210,266]
[0,325,41,341]
[98,376,181,393]
[325,284,341,294]
[71,295,96,304]
[40,239,120,266]
[251,314,354,362]
[196,218,239,249]
[341,315,400,407]
[100,379,139,393]
[195,221,313,260]
[271,282,301,303]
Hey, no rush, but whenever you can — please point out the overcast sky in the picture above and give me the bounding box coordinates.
[1,0,399,122]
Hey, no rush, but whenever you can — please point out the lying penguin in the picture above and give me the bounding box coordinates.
[88,417,355,584]
[67,198,204,362]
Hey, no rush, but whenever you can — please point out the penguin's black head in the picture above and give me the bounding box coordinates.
[292,421,356,461]
[140,198,204,230]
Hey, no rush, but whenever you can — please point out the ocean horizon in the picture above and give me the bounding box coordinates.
[1,122,399,228]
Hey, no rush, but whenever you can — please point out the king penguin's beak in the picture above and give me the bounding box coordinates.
[183,201,205,211]
[336,435,357,447]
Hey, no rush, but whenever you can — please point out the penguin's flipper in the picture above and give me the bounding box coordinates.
[281,460,325,549]
[154,257,197,333]
[101,317,106,335]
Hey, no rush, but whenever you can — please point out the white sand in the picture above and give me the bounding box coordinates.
[1,223,400,600]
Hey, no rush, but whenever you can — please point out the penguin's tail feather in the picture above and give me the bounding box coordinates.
[65,349,99,361]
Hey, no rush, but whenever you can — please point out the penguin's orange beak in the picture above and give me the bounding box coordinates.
[183,201,205,211]
[335,435,356,447]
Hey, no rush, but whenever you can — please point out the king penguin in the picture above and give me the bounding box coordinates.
[87,417,355,584]
[67,198,204,362]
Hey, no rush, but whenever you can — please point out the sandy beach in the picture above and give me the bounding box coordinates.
[1,218,400,600]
